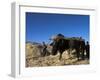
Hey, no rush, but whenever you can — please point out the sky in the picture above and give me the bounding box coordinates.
[26,12,89,43]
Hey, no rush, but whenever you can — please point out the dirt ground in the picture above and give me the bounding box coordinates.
[26,51,89,67]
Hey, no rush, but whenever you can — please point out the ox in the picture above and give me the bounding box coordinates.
[50,34,85,60]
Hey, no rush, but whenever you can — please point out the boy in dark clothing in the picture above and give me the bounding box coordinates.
[42,42,47,56]
[85,41,90,59]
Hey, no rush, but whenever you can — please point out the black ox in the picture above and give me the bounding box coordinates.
[50,34,85,60]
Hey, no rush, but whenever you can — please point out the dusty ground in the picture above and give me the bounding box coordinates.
[26,43,89,67]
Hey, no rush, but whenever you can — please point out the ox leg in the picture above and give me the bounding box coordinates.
[59,50,63,60]
[81,49,85,60]
[76,49,80,61]
[52,49,57,55]
[59,53,62,60]
[69,48,71,54]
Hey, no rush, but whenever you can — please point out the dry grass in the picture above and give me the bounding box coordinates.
[26,43,89,67]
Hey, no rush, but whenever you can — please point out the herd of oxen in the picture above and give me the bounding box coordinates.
[41,34,90,61]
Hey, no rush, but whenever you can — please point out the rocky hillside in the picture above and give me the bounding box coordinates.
[26,42,43,59]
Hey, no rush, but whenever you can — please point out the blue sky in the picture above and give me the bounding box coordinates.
[26,12,89,43]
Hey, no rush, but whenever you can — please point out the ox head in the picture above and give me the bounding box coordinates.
[50,34,65,55]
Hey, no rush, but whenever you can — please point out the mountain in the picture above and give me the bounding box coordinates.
[26,41,41,45]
